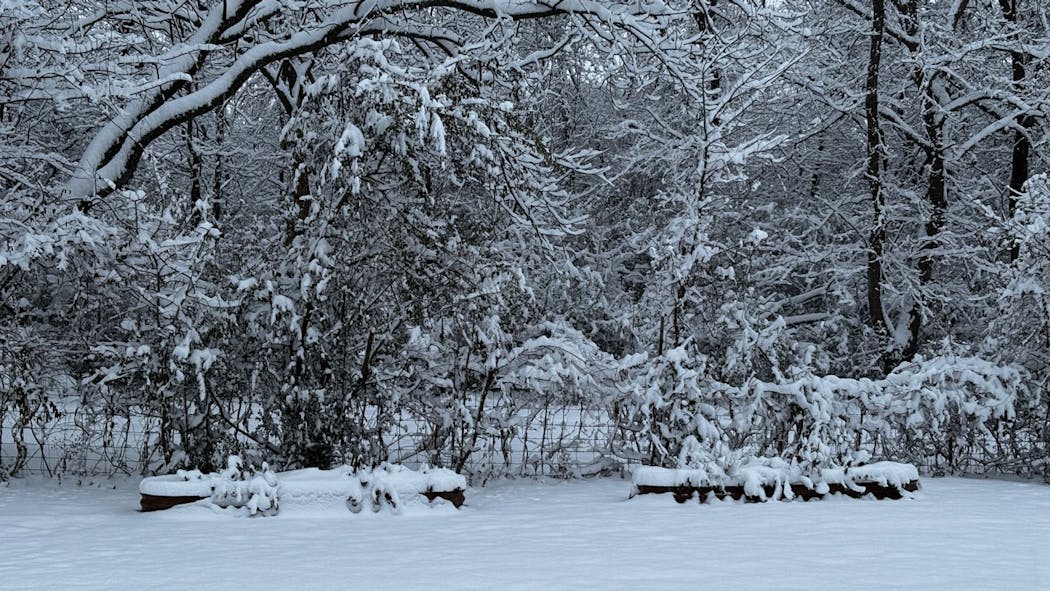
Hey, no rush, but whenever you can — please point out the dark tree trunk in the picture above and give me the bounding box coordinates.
[211,112,226,220]
[283,157,313,246]
[186,119,202,207]
[999,0,1033,262]
[693,1,722,92]
[865,0,888,338]
[905,97,947,359]
[896,0,948,361]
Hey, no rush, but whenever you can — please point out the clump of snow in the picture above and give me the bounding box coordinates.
[632,466,691,488]
[843,461,919,489]
[736,457,801,501]
[139,469,212,497]
[347,464,466,514]
[210,456,280,517]
[277,466,356,499]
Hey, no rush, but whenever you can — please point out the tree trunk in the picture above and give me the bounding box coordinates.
[865,0,888,337]
[284,158,312,245]
[999,0,1033,262]
[212,112,226,220]
[897,0,948,361]
[186,119,202,207]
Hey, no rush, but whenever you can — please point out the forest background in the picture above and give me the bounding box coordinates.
[1,0,1047,482]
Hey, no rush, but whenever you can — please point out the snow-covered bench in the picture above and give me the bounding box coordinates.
[631,460,920,503]
[139,460,467,514]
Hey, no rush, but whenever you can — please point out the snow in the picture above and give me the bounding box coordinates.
[208,457,280,516]
[738,458,796,499]
[2,477,1048,590]
[825,461,920,489]
[138,470,211,497]
[631,466,695,487]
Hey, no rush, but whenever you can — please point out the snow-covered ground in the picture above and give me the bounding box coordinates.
[1,476,1047,590]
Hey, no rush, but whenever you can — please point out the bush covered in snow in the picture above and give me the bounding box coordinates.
[613,344,1025,477]
[615,342,724,469]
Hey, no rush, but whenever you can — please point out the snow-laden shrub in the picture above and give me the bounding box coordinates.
[985,174,1050,479]
[879,352,1023,473]
[210,455,280,516]
[0,335,62,477]
[401,317,618,477]
[615,342,726,467]
[742,352,1022,474]
[617,333,1024,475]
[673,436,741,482]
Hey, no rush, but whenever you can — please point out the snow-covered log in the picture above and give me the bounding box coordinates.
[631,460,921,503]
[138,461,466,513]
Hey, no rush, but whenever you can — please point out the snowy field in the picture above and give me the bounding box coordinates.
[1,476,1048,590]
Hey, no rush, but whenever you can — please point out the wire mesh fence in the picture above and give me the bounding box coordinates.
[3,404,1046,480]
[0,404,625,478]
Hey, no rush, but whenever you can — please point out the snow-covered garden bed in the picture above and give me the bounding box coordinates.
[139,458,467,515]
[631,460,919,503]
